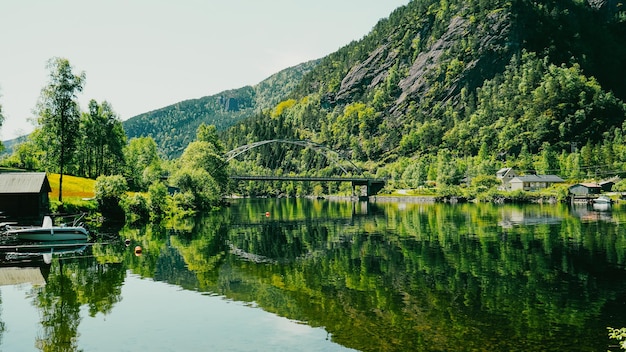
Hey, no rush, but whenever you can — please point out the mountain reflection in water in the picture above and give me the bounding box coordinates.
[0,199,625,351]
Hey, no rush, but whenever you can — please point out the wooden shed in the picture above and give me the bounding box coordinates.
[0,172,51,220]
[568,183,602,196]
[599,180,615,192]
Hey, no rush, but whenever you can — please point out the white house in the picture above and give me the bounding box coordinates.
[508,175,565,191]
[496,168,518,190]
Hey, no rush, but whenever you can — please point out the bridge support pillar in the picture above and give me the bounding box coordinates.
[351,180,385,198]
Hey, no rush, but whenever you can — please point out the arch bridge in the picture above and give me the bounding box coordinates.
[224,140,386,197]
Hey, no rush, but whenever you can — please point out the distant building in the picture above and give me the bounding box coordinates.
[569,183,602,196]
[599,179,617,192]
[0,172,51,220]
[508,175,565,191]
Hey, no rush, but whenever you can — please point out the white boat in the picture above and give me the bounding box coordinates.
[7,216,89,241]
[593,195,612,204]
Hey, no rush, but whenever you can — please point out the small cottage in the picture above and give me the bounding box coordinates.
[0,172,51,219]
[568,183,602,196]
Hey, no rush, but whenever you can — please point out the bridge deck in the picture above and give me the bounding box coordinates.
[230,175,384,184]
[230,176,386,196]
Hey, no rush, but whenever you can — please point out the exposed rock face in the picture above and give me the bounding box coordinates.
[587,0,618,11]
[392,11,512,114]
[395,16,470,107]
[218,96,240,112]
[335,45,398,103]
[330,8,513,116]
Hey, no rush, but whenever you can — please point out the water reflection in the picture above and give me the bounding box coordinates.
[0,200,626,351]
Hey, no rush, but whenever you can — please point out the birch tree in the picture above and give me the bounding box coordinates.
[35,57,85,203]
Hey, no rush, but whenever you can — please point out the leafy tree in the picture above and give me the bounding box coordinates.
[179,141,228,194]
[119,193,149,224]
[147,182,168,220]
[170,167,220,210]
[3,136,43,170]
[196,123,224,154]
[77,100,126,178]
[535,142,559,174]
[123,137,161,191]
[94,175,128,218]
[34,57,85,202]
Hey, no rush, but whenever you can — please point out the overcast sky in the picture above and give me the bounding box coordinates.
[0,0,410,140]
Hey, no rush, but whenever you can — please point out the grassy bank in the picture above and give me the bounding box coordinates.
[48,173,97,213]
[48,173,96,200]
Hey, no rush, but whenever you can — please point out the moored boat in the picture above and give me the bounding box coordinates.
[6,216,89,241]
[592,195,612,204]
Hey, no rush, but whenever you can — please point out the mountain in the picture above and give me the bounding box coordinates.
[1,135,28,157]
[223,0,626,171]
[122,59,319,158]
[122,0,626,186]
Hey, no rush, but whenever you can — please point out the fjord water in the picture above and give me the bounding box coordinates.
[1,199,625,351]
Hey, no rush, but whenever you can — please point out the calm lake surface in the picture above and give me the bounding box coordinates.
[1,198,625,351]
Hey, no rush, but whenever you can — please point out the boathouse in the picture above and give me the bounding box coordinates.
[568,183,602,196]
[599,180,616,192]
[0,172,51,219]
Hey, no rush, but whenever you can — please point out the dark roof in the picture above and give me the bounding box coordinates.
[0,172,52,194]
[572,183,602,188]
[496,168,512,176]
[510,175,564,183]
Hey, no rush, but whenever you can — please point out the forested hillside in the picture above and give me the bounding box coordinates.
[221,0,626,190]
[123,60,318,158]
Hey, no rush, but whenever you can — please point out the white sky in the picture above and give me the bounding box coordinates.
[0,0,410,140]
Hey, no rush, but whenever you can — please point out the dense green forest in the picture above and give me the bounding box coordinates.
[215,0,626,195]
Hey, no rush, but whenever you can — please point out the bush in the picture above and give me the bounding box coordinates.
[608,327,626,350]
[95,175,128,218]
[50,198,97,214]
[165,191,197,218]
[148,182,168,220]
[120,193,150,224]
[170,168,220,210]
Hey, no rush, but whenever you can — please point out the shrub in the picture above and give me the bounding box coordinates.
[148,182,168,220]
[94,175,128,218]
[120,193,149,224]
[608,327,626,350]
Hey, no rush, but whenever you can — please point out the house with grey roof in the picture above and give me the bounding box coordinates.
[0,172,51,220]
[508,174,565,191]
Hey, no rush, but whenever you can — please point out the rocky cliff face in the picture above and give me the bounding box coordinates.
[334,44,398,104]
[331,7,514,117]
[326,0,626,120]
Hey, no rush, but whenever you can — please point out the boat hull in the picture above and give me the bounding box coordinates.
[8,227,89,241]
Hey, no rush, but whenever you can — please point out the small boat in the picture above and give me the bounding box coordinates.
[593,195,613,204]
[6,216,89,241]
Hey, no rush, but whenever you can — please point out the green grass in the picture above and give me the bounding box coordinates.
[48,173,96,200]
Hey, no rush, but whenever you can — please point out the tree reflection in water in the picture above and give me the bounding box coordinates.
[160,199,626,351]
[29,244,125,352]
[2,199,626,351]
